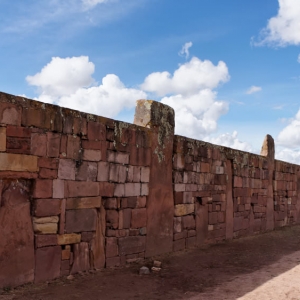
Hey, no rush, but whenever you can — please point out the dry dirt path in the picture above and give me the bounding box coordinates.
[1,226,300,300]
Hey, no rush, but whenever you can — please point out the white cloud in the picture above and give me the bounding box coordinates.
[141,56,230,139]
[246,85,262,94]
[255,0,300,46]
[178,42,193,59]
[141,57,230,97]
[276,147,300,164]
[27,56,146,118]
[205,131,253,152]
[277,109,300,148]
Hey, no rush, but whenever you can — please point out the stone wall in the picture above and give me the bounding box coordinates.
[0,91,299,288]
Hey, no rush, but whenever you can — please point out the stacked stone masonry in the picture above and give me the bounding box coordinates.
[0,91,300,288]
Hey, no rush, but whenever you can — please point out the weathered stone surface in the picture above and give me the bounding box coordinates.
[33,179,53,198]
[131,208,147,228]
[35,234,57,248]
[58,159,76,180]
[0,126,6,151]
[33,222,58,234]
[66,209,97,233]
[76,161,97,181]
[260,134,275,160]
[65,181,99,197]
[71,242,90,274]
[35,246,61,283]
[118,236,146,255]
[0,180,35,288]
[139,266,150,275]
[34,199,62,217]
[174,204,194,216]
[0,153,38,172]
[57,233,81,245]
[83,149,101,161]
[66,197,101,209]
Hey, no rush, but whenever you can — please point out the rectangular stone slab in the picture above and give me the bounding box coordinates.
[0,153,38,172]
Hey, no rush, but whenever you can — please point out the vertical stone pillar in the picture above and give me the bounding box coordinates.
[260,134,275,231]
[134,100,175,257]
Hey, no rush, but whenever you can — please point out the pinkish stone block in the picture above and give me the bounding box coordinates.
[141,167,150,182]
[58,159,76,180]
[107,150,129,164]
[131,208,147,228]
[83,149,101,161]
[35,234,58,248]
[114,184,125,197]
[106,237,118,258]
[106,210,119,229]
[66,135,81,160]
[76,161,97,181]
[53,179,64,198]
[31,133,47,156]
[35,246,61,283]
[125,183,140,197]
[65,181,99,197]
[97,161,109,181]
[71,242,90,274]
[47,132,60,158]
[141,184,149,196]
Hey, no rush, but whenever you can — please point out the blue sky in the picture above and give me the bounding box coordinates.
[1,0,300,163]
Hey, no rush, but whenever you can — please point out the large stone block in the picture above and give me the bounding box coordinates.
[131,208,147,228]
[34,199,62,217]
[0,127,6,151]
[31,133,47,156]
[0,103,21,125]
[66,197,101,209]
[71,242,90,274]
[76,161,97,181]
[57,233,81,245]
[65,181,99,197]
[35,246,61,283]
[0,179,35,288]
[118,236,146,255]
[0,153,38,172]
[33,179,53,198]
[174,204,195,216]
[66,209,97,233]
[58,159,76,180]
[33,216,59,234]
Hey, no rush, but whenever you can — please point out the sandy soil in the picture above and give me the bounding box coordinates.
[1,226,300,300]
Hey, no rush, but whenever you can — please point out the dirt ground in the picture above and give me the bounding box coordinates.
[2,226,300,300]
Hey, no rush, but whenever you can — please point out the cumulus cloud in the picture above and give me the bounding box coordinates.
[205,131,253,152]
[27,56,146,118]
[178,42,193,59]
[277,109,300,148]
[141,56,230,139]
[246,85,262,94]
[276,148,300,164]
[255,0,300,46]
[141,57,230,97]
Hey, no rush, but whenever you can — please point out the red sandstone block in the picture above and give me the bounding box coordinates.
[99,182,114,197]
[47,132,61,157]
[82,140,102,150]
[188,230,196,237]
[0,103,22,125]
[82,149,101,161]
[107,150,129,165]
[65,181,99,197]
[122,209,131,229]
[81,231,95,242]
[34,199,62,217]
[201,162,210,173]
[53,179,64,198]
[66,135,81,160]
[61,260,70,276]
[129,146,151,166]
[218,212,225,223]
[141,184,149,196]
[186,236,196,249]
[76,161,97,181]
[133,166,141,182]
[182,215,195,229]
[174,230,187,241]
[35,246,61,283]
[31,133,47,156]
[87,121,106,141]
[38,157,59,169]
[97,161,109,181]
[109,164,126,183]
[174,192,184,204]
[60,135,67,155]
[131,208,147,228]
[114,184,125,197]
[106,210,119,229]
[174,217,182,233]
[124,183,140,197]
[208,212,218,225]
[58,159,76,180]
[70,242,90,274]
[35,234,58,248]
[65,209,97,233]
[106,237,118,258]
[105,198,118,209]
[59,199,66,235]
[6,136,31,154]
[173,239,186,252]
[141,167,150,183]
[39,168,57,179]
[106,256,120,268]
[174,184,185,192]
[6,125,31,137]
[118,236,146,255]
[33,179,53,198]
[136,196,146,208]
